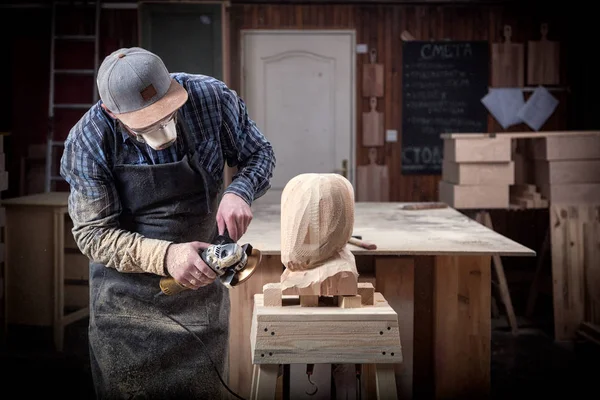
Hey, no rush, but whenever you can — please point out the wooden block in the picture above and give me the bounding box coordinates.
[532,135,600,160]
[300,295,319,307]
[438,180,509,209]
[442,160,514,185]
[250,292,402,364]
[263,283,282,307]
[357,282,375,305]
[534,160,600,184]
[539,183,600,204]
[337,295,362,308]
[443,137,511,163]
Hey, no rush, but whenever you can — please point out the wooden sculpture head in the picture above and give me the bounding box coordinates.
[280,173,355,271]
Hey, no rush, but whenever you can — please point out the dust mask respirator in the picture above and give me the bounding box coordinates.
[134,116,178,151]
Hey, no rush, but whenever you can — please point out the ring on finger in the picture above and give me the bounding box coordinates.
[190,278,197,285]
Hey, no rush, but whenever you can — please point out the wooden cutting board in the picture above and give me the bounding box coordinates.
[527,23,560,85]
[357,148,389,201]
[362,97,384,147]
[362,48,384,97]
[491,25,524,87]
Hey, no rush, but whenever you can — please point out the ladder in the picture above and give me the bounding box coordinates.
[45,0,101,192]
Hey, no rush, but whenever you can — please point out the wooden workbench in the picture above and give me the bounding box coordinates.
[231,202,535,399]
[1,192,89,351]
[439,130,600,342]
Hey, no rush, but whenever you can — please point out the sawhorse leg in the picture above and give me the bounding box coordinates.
[375,364,398,400]
[250,364,279,400]
[251,363,398,400]
[476,210,519,335]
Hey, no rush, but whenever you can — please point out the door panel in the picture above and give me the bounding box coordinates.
[140,3,222,79]
[242,31,355,205]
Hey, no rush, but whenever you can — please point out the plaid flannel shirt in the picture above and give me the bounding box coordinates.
[60,73,275,275]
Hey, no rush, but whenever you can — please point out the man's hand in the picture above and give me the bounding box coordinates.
[165,242,217,290]
[216,193,253,241]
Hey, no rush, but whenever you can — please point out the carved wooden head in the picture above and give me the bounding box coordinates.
[280,173,355,271]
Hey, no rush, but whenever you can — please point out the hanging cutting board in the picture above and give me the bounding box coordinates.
[362,97,384,147]
[527,23,560,85]
[357,148,389,202]
[491,25,524,87]
[362,48,384,97]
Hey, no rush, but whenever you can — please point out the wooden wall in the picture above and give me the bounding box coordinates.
[228,2,570,203]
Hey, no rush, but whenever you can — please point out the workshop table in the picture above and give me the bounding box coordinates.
[2,192,89,351]
[230,202,535,399]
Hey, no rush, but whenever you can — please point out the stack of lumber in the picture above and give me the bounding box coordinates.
[509,184,548,208]
[530,133,600,203]
[439,135,514,208]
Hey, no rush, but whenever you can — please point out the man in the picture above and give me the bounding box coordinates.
[60,47,275,399]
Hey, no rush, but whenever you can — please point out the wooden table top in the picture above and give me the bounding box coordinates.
[241,202,536,257]
[440,130,600,139]
[1,191,69,207]
[2,193,535,257]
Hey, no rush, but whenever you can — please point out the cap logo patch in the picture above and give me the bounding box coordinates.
[140,84,157,101]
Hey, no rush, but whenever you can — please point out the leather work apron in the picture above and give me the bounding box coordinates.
[88,119,230,399]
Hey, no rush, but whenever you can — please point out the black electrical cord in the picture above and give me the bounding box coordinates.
[132,293,247,400]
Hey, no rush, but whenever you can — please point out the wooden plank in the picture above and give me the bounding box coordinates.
[433,254,491,399]
[539,183,600,204]
[241,202,536,257]
[442,160,515,185]
[439,180,509,209]
[251,293,402,364]
[376,256,415,399]
[532,135,600,160]
[229,255,283,399]
[534,160,600,184]
[584,221,600,324]
[5,207,56,325]
[550,204,595,341]
[1,192,69,207]
[253,293,398,322]
[443,137,512,163]
[440,131,600,140]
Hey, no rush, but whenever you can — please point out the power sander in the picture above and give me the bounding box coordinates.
[159,230,262,295]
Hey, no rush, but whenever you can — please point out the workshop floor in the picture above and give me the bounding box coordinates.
[1,315,598,399]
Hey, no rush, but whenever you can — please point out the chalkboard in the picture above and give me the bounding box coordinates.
[401,41,489,174]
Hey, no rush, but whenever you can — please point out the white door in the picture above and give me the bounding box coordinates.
[241,30,356,205]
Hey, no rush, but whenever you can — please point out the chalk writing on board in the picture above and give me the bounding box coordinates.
[401,41,489,174]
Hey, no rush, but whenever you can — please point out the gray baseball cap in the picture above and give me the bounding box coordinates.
[97,47,188,129]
